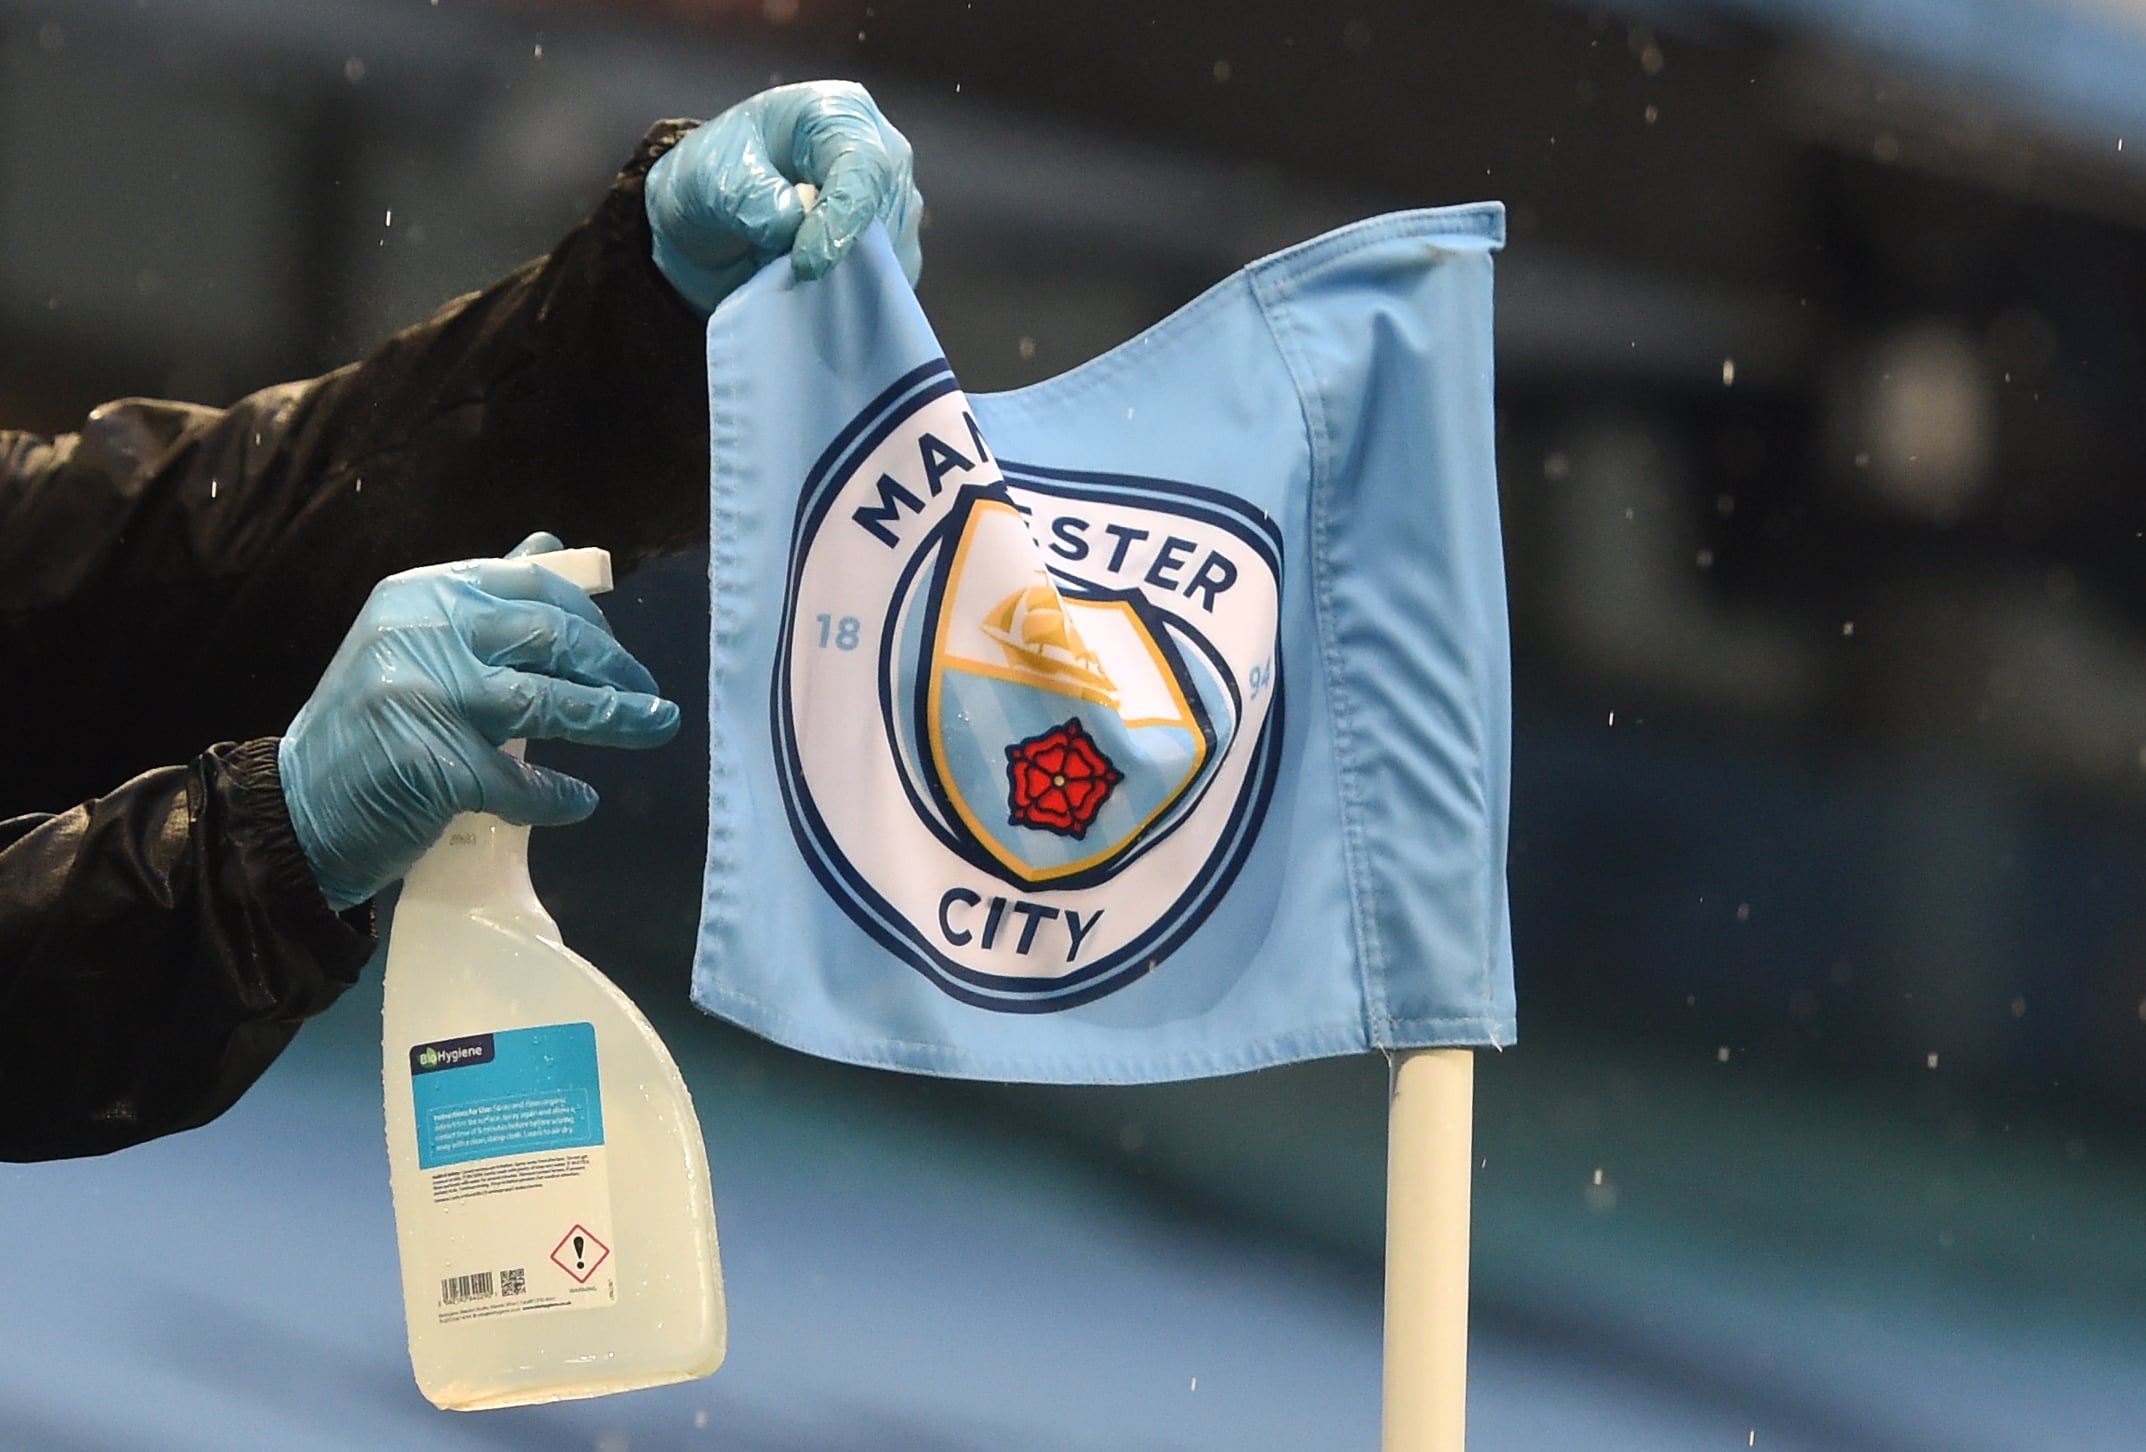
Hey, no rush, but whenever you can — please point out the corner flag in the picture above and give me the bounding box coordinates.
[691,208,1512,1085]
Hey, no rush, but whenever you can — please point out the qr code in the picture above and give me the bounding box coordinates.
[500,1267,527,1297]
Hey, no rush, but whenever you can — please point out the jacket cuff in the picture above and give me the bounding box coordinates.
[212,738,376,991]
[608,120,707,329]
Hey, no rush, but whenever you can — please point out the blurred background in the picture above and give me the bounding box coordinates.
[5,0,2146,1447]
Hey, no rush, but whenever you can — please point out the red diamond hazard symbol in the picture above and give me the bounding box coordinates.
[550,1224,610,1284]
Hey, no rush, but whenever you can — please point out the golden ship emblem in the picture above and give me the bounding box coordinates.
[980,584,1119,704]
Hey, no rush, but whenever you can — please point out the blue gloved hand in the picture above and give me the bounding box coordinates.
[279,534,680,912]
[644,80,924,314]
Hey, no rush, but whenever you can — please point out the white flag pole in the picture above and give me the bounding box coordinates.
[1382,1047,1476,1451]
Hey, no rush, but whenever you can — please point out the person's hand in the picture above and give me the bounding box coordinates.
[279,534,679,912]
[644,79,924,314]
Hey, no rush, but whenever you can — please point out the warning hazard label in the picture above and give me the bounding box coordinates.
[551,1224,610,1285]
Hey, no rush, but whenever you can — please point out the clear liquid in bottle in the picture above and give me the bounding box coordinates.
[379,547,724,1410]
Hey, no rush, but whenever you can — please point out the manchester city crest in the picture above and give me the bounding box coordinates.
[773,363,1284,1011]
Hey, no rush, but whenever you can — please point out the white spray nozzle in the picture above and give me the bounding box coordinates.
[504,546,617,766]
[527,546,613,597]
[794,181,819,212]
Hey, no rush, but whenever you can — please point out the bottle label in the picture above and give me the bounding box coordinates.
[408,1022,617,1323]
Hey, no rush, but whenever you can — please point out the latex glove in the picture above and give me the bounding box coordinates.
[279,533,679,912]
[644,79,924,313]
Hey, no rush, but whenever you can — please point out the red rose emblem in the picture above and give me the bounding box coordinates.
[1005,718,1123,839]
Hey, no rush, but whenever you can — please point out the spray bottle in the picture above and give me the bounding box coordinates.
[380,546,724,1411]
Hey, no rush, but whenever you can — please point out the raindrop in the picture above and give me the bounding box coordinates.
[1721,358,1736,386]
[1212,59,1232,82]
[1627,27,1666,74]
[343,56,366,84]
[1643,103,1659,125]
[1017,336,1036,360]
[1926,1052,1940,1069]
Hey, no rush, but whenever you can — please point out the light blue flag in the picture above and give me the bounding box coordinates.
[693,207,1513,1083]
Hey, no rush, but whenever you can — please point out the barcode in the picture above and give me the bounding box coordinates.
[440,1271,496,1306]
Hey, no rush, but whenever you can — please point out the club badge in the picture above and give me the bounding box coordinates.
[772,364,1284,1011]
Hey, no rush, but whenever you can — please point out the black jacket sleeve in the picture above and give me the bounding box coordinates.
[0,122,712,1159]
[0,741,373,1160]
